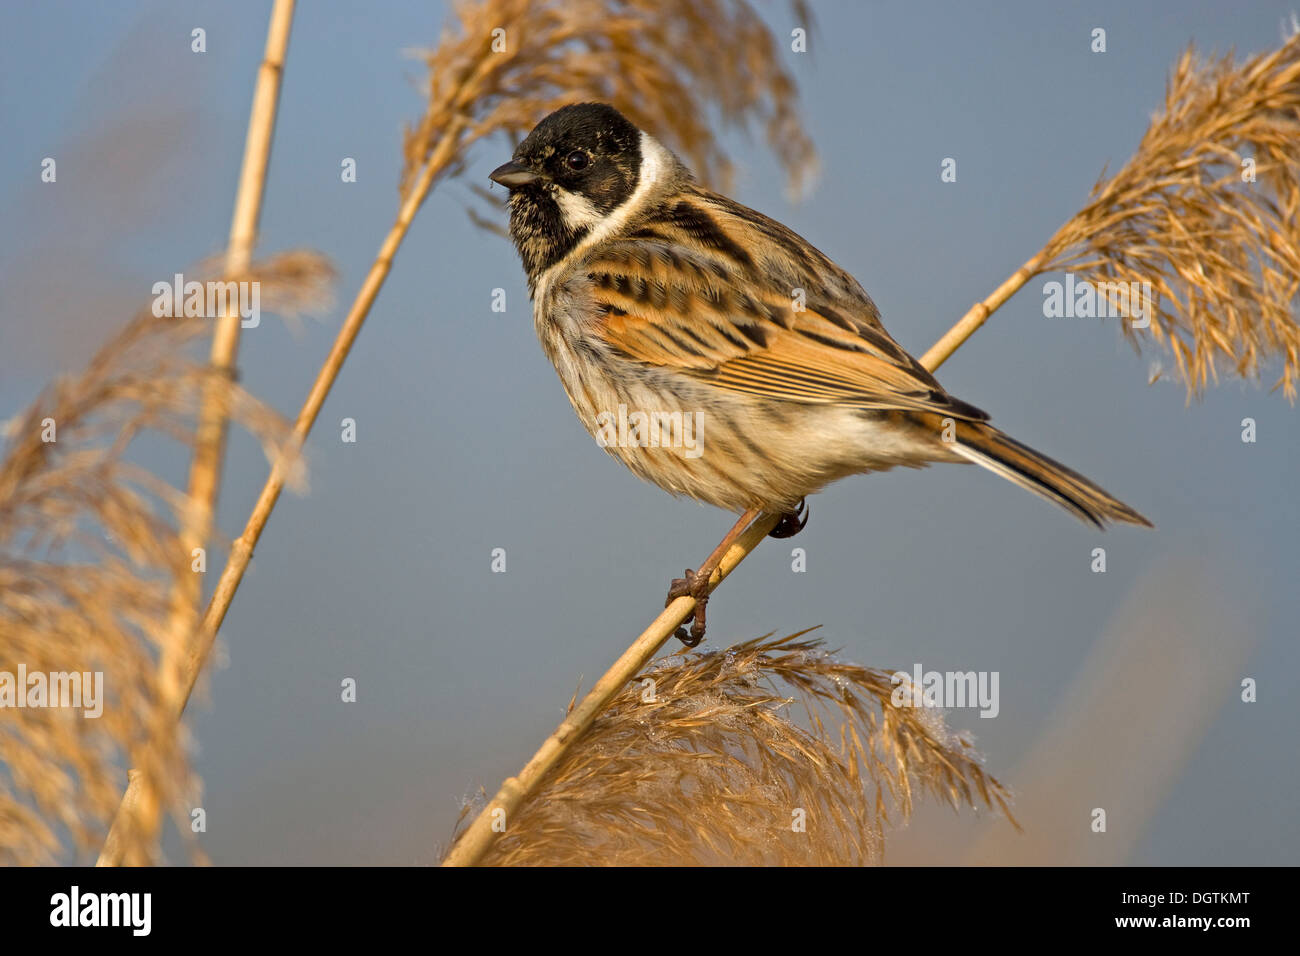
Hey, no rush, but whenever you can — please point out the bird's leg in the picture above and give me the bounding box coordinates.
[767,498,809,539]
[665,507,762,647]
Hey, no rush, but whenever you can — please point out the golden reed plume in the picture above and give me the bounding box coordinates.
[401,0,818,204]
[926,30,1300,397]
[0,251,332,865]
[453,631,1014,866]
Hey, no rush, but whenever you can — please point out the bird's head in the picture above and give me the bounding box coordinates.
[490,103,676,286]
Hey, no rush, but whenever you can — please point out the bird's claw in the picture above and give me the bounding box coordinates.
[665,568,709,646]
[768,499,810,539]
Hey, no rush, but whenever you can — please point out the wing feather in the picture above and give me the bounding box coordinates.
[573,188,989,421]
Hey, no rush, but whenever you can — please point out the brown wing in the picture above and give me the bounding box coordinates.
[576,188,988,421]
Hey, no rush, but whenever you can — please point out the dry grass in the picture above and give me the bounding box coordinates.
[0,251,332,865]
[402,0,817,209]
[453,631,1014,866]
[1043,32,1300,399]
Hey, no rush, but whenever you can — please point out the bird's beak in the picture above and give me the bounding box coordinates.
[489,161,540,188]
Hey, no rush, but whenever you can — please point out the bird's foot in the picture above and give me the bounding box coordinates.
[665,568,711,647]
[768,499,810,539]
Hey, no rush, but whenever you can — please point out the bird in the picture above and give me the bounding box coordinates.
[490,102,1151,644]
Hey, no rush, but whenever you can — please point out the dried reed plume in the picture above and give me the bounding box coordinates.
[1056,36,1300,397]
[402,0,817,205]
[0,251,332,865]
[453,631,1013,866]
[926,30,1300,397]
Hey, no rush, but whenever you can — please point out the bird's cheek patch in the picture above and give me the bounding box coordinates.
[552,186,604,231]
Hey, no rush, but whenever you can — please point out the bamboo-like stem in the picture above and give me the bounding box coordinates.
[179,116,467,703]
[161,64,491,715]
[918,251,1048,370]
[95,110,469,864]
[441,276,1016,866]
[97,0,297,867]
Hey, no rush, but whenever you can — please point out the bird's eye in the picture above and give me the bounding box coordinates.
[565,151,590,171]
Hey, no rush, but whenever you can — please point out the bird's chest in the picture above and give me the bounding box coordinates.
[532,280,628,435]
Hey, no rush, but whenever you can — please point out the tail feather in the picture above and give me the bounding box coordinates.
[948,421,1152,530]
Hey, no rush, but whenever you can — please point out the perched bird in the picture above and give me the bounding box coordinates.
[491,103,1150,643]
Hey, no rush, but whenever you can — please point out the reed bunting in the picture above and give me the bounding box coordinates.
[491,103,1150,643]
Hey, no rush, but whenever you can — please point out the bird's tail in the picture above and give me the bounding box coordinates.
[944,419,1152,529]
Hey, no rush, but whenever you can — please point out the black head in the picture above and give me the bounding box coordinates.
[491,103,648,287]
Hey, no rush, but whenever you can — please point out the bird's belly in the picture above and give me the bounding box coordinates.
[541,328,941,512]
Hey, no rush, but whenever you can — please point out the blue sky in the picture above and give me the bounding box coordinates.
[2,0,1297,864]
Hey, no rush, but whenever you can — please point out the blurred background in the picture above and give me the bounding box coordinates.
[1,0,1296,864]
